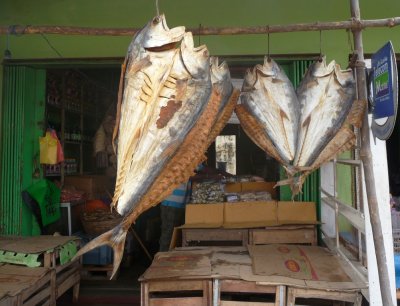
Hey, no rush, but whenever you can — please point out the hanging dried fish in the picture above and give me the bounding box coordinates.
[239,57,299,164]
[294,57,356,168]
[75,15,214,278]
[207,57,240,147]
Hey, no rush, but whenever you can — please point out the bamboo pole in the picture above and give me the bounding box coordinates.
[0,17,399,36]
[350,1,394,305]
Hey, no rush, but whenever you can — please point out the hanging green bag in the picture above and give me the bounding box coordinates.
[25,179,61,226]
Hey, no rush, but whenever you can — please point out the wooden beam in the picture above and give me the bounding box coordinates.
[350,0,395,305]
[0,17,399,36]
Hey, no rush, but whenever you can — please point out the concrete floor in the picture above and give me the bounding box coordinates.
[58,260,148,305]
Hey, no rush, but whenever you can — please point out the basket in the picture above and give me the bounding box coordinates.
[81,209,123,236]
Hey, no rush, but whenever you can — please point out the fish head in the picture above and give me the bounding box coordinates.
[255,56,281,78]
[180,32,210,80]
[241,67,257,92]
[309,56,335,77]
[210,56,231,84]
[139,14,185,50]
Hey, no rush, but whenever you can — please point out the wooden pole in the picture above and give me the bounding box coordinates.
[350,1,394,305]
[0,17,399,36]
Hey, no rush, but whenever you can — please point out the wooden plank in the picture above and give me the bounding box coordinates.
[20,271,51,301]
[202,280,211,306]
[220,302,275,306]
[0,236,77,254]
[182,228,248,246]
[142,283,149,306]
[23,286,50,306]
[147,280,205,292]
[56,270,80,299]
[149,297,204,306]
[275,285,285,306]
[249,227,316,245]
[220,280,276,294]
[286,287,362,305]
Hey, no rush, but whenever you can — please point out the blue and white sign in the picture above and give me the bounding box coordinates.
[372,42,395,118]
[370,41,398,140]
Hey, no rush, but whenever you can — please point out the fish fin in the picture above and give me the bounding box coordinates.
[274,178,293,187]
[272,77,286,83]
[112,57,128,153]
[126,56,152,78]
[73,224,128,280]
[280,108,289,120]
[302,114,311,128]
[346,99,366,128]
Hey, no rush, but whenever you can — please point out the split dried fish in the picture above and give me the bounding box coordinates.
[295,57,356,167]
[240,57,299,164]
[75,15,215,278]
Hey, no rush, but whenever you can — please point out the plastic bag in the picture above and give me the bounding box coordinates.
[39,131,58,164]
[50,129,64,163]
[25,179,61,226]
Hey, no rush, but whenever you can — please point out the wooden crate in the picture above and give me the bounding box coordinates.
[181,228,249,247]
[0,264,55,306]
[0,236,81,303]
[286,287,362,306]
[141,279,212,306]
[249,225,317,246]
[214,279,286,306]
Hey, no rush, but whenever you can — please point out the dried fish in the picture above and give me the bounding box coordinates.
[75,15,215,278]
[240,57,299,164]
[294,57,356,167]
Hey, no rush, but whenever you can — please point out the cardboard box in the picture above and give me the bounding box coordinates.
[277,201,317,224]
[64,175,110,200]
[223,201,278,228]
[185,203,224,227]
[224,181,277,199]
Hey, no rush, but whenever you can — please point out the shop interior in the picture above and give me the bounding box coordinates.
[7,52,380,305]
[42,58,286,300]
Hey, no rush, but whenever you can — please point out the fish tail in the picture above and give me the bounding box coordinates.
[73,223,128,279]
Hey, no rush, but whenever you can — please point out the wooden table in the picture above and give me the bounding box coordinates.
[0,264,55,306]
[140,246,366,306]
[0,235,81,303]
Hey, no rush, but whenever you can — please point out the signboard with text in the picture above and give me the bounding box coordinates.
[370,41,398,140]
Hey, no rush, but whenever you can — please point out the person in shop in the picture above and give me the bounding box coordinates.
[158,181,191,252]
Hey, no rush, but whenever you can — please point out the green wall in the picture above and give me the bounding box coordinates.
[1,0,399,114]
